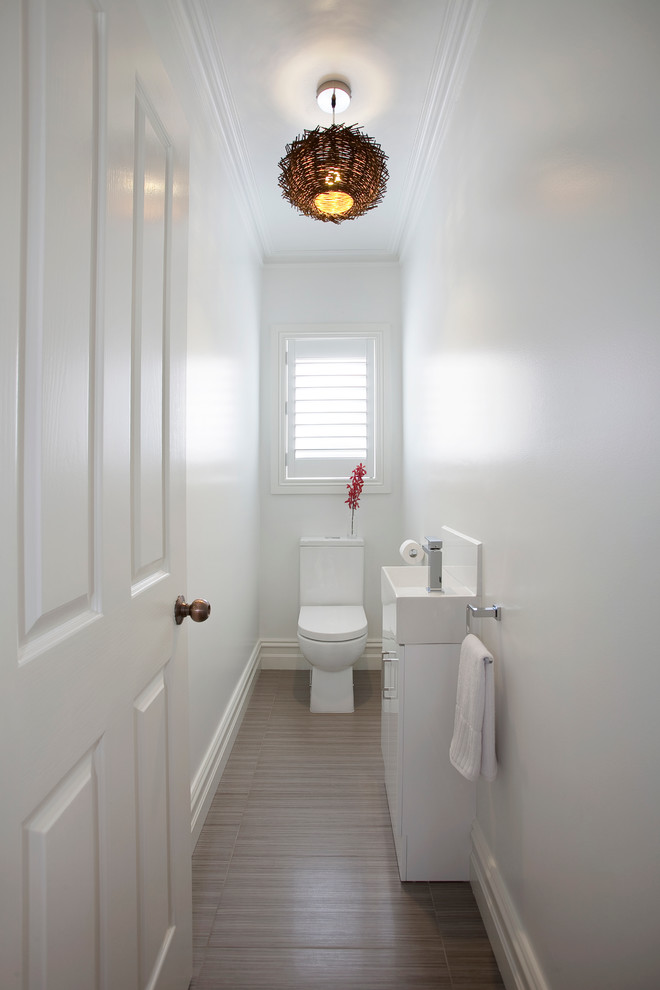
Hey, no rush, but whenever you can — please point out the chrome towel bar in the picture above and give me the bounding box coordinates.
[466,603,502,636]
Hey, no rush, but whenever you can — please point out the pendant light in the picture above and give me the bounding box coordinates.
[277,79,389,224]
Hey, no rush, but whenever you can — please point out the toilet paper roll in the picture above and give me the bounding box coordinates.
[399,539,426,565]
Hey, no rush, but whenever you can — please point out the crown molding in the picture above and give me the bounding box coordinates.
[392,0,489,259]
[263,249,399,268]
[168,0,272,259]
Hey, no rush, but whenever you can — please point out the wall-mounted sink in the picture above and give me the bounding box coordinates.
[381,528,481,645]
[381,566,477,645]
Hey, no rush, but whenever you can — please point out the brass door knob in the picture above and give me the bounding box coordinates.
[175,596,211,625]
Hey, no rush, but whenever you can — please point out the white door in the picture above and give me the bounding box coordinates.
[0,1,194,987]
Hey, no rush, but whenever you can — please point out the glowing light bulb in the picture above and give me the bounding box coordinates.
[314,190,354,215]
[314,168,353,215]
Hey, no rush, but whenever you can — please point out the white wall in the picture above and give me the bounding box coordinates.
[185,122,262,781]
[401,2,660,988]
[259,263,403,648]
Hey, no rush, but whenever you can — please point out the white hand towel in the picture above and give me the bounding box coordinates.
[450,633,497,782]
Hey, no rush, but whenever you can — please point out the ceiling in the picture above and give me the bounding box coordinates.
[185,0,485,262]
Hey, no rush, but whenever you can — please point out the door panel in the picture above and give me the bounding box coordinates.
[24,748,102,990]
[1,1,192,987]
[135,669,173,988]
[132,89,168,582]
[20,0,99,648]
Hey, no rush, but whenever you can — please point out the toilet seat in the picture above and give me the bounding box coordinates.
[298,605,367,643]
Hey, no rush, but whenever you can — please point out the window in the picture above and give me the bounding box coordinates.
[286,335,374,479]
[272,325,389,494]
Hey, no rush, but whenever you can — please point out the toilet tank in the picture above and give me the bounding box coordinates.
[299,537,364,606]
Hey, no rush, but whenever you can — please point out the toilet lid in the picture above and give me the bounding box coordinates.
[298,605,367,643]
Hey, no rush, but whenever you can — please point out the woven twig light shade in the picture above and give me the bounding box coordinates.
[278,123,389,224]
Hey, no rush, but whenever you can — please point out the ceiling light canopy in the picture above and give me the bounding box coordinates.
[278,78,389,225]
[316,79,351,114]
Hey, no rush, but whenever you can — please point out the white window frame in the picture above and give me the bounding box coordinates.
[271,323,391,495]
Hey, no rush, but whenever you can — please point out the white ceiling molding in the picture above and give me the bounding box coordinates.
[264,249,400,267]
[392,0,490,260]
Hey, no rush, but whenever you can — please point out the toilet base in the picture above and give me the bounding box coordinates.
[309,666,354,713]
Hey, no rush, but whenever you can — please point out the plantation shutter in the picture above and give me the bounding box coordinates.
[285,336,375,480]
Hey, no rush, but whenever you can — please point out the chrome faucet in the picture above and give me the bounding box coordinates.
[424,538,443,592]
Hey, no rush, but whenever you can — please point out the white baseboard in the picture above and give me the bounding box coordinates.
[470,820,549,990]
[259,638,383,671]
[189,643,261,848]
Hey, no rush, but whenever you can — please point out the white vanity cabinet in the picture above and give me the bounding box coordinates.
[381,640,476,880]
[381,530,481,881]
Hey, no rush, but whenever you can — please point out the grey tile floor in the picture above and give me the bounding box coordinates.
[190,668,504,989]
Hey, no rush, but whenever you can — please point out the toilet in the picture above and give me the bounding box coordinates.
[297,536,368,713]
